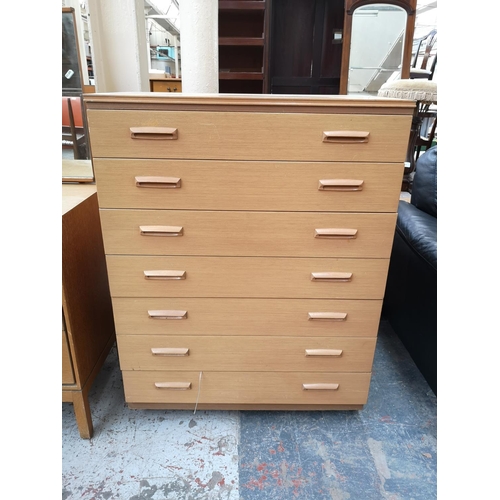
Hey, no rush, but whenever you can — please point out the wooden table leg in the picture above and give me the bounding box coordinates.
[72,387,93,439]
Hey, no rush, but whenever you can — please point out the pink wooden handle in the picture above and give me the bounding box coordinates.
[140,226,184,237]
[135,176,181,188]
[318,179,364,191]
[144,270,186,280]
[311,272,352,282]
[130,127,178,140]
[322,131,369,143]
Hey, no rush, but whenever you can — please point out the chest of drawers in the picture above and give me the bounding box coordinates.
[84,93,414,411]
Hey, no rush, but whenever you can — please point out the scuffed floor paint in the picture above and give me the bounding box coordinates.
[238,321,437,500]
[63,320,436,500]
[62,349,240,500]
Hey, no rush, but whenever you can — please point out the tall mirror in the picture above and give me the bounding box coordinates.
[339,0,417,95]
[347,4,406,95]
[62,7,94,183]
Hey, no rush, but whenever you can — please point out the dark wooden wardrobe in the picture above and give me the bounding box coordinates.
[268,0,345,95]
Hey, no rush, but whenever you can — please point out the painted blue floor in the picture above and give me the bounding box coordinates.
[62,319,437,499]
[238,320,437,499]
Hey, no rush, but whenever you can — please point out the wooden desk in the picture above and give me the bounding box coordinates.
[62,159,94,183]
[62,184,115,438]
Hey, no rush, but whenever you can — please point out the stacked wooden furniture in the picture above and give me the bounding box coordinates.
[84,93,414,410]
[217,0,416,95]
[62,184,116,438]
[218,0,270,93]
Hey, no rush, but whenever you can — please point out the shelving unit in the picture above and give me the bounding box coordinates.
[218,0,270,93]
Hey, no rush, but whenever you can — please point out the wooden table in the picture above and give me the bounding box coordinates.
[62,183,115,438]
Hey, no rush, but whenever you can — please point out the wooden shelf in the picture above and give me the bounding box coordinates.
[218,0,268,93]
[219,71,264,80]
[219,1,265,10]
[219,37,264,46]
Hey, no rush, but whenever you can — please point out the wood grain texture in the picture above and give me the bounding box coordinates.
[106,255,390,299]
[83,92,415,111]
[122,371,371,405]
[127,403,364,410]
[93,159,404,212]
[87,110,411,162]
[84,93,411,410]
[100,210,397,258]
[62,328,75,385]
[62,186,116,437]
[111,297,383,337]
[117,335,376,372]
[62,190,115,387]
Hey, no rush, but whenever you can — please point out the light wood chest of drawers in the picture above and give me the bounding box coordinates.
[84,93,414,411]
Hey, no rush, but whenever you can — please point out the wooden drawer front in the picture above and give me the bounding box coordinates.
[122,371,371,405]
[151,80,182,92]
[118,335,376,373]
[111,297,382,337]
[94,160,403,213]
[62,330,75,385]
[101,210,397,258]
[106,256,390,299]
[87,110,410,162]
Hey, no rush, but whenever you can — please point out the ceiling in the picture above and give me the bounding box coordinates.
[144,0,180,37]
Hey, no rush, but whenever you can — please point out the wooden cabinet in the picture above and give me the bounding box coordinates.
[268,0,345,95]
[84,92,414,411]
[62,184,116,438]
[218,0,270,93]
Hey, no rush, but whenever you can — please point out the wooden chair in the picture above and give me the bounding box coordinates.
[415,111,437,162]
[62,96,86,159]
[410,29,437,80]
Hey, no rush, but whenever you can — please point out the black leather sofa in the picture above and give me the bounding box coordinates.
[382,146,437,394]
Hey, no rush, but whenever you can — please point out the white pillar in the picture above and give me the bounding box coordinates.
[87,0,149,92]
[178,0,218,93]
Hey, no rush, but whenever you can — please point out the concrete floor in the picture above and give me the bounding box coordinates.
[62,319,437,500]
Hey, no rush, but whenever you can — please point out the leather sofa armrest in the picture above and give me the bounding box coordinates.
[396,201,437,271]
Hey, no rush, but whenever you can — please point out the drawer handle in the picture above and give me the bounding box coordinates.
[151,347,189,356]
[318,179,364,191]
[130,127,178,140]
[322,131,369,143]
[140,225,184,237]
[315,228,358,239]
[135,176,181,189]
[311,272,352,282]
[148,310,188,320]
[308,312,347,321]
[144,270,186,280]
[155,382,191,390]
[303,383,339,391]
[305,349,343,357]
